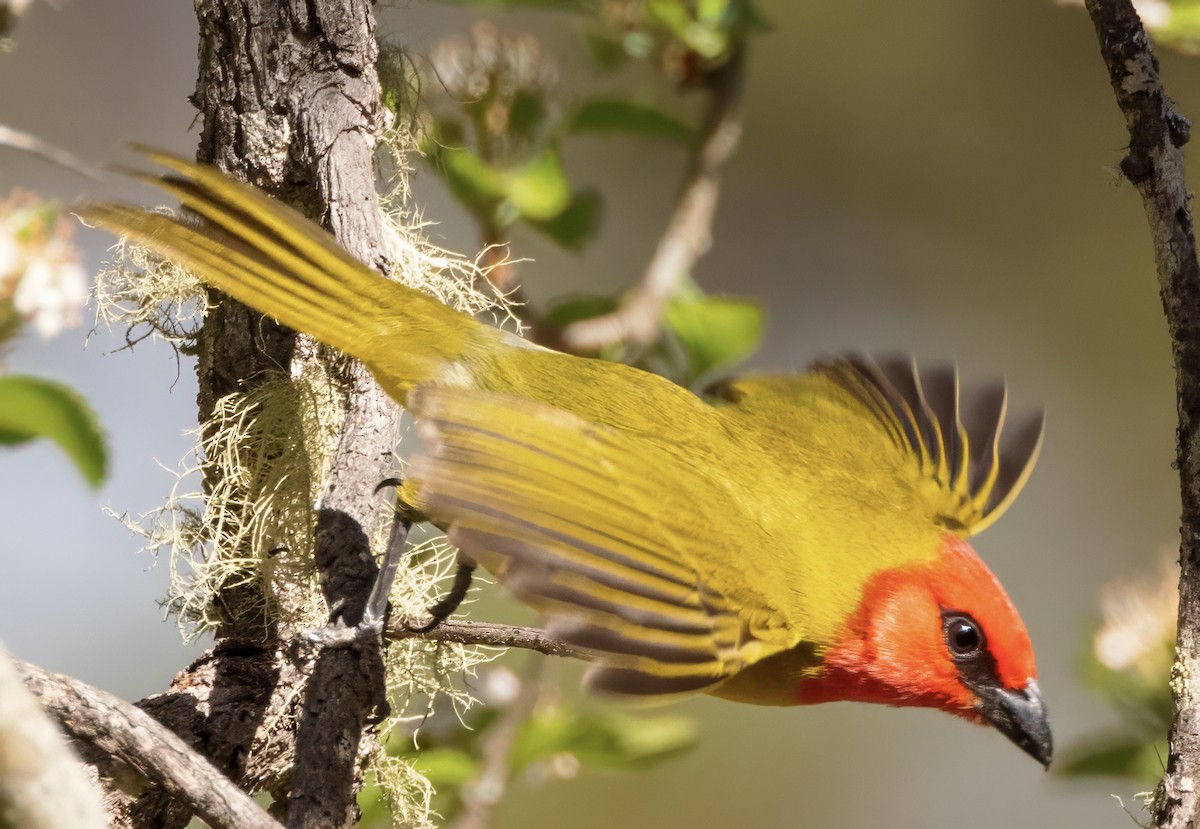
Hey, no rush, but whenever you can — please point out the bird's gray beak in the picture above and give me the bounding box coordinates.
[977,679,1052,768]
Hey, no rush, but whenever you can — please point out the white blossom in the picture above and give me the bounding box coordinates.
[1094,558,1177,679]
[0,196,88,339]
[0,230,22,293]
[12,247,87,338]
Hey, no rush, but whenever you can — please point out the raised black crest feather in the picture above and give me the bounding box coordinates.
[819,356,1044,536]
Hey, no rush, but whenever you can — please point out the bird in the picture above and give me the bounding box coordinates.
[80,148,1051,767]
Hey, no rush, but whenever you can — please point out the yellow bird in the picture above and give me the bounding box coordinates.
[81,149,1050,766]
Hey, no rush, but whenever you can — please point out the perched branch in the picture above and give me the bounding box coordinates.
[16,657,283,829]
[386,618,592,661]
[1082,3,1200,827]
[560,45,747,351]
[0,646,108,829]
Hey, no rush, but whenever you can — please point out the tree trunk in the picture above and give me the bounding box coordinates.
[96,2,400,826]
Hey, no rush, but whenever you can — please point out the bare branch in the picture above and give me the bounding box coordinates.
[1081,3,1200,826]
[0,645,108,829]
[386,618,593,661]
[561,45,747,351]
[15,657,283,829]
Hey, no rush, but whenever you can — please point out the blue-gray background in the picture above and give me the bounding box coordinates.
[0,1,1186,826]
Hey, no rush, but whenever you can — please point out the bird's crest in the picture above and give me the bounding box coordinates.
[817,357,1043,536]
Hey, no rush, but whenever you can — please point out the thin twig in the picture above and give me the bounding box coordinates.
[1081,3,1200,827]
[451,655,547,829]
[16,657,284,829]
[0,645,108,829]
[0,124,101,179]
[560,43,747,351]
[386,618,593,661]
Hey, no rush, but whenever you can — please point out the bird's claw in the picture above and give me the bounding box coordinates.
[301,614,385,648]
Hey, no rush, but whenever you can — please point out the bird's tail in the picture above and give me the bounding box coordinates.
[78,147,493,401]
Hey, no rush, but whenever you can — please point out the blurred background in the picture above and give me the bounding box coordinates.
[0,0,1190,826]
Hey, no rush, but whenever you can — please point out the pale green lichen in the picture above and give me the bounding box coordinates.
[113,369,340,637]
[375,528,499,826]
[1111,792,1155,829]
[92,224,207,349]
[376,128,523,333]
[1144,786,1165,826]
[100,126,514,827]
[372,749,436,829]
[383,531,498,714]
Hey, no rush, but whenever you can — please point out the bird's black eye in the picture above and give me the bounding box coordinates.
[943,614,984,659]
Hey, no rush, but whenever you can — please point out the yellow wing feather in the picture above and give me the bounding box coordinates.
[408,383,799,697]
[80,151,491,402]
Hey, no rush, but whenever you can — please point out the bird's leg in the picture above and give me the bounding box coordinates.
[304,477,477,645]
[403,554,477,633]
[359,478,413,635]
[384,477,478,632]
[302,477,413,647]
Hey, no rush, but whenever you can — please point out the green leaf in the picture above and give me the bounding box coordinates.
[432,146,574,224]
[578,711,697,767]
[697,0,729,23]
[431,117,468,149]
[512,709,697,772]
[646,0,728,58]
[509,90,546,141]
[1137,0,1200,54]
[0,375,107,487]
[571,99,696,145]
[740,2,773,35]
[526,189,603,251]
[664,290,764,382]
[0,298,21,346]
[1079,635,1175,728]
[412,748,479,787]
[584,30,629,70]
[503,150,573,220]
[437,147,509,212]
[1057,735,1165,781]
[426,0,591,8]
[541,293,619,328]
[356,775,391,827]
[646,0,693,37]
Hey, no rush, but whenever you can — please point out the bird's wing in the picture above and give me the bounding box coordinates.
[408,383,799,699]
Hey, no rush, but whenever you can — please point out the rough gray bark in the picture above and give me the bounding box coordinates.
[0,647,109,829]
[1082,3,1200,826]
[62,2,398,827]
[15,658,282,829]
